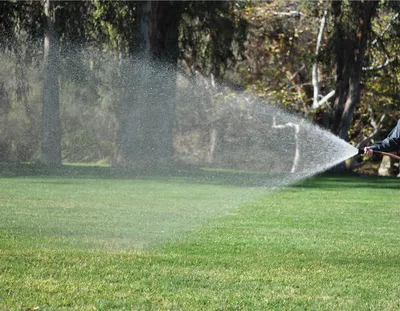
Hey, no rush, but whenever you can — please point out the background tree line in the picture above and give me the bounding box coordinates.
[1,0,400,173]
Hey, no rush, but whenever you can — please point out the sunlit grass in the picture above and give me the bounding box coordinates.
[0,166,399,310]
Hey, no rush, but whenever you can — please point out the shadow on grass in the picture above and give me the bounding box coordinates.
[326,255,400,269]
[0,163,398,190]
[294,173,400,190]
[0,163,272,187]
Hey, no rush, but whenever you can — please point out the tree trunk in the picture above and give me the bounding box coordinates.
[329,1,378,171]
[42,0,62,166]
[115,1,181,167]
[0,81,11,162]
[331,1,378,139]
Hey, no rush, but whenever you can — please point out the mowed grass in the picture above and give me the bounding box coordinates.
[0,165,400,310]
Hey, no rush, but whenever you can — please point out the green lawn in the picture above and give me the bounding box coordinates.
[0,165,399,310]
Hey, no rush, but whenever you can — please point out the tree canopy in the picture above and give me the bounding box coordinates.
[1,0,400,173]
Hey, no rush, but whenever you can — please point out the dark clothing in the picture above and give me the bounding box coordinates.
[370,119,400,152]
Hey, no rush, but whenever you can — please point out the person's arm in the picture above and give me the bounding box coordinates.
[367,120,400,153]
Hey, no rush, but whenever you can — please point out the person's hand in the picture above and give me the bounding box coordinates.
[364,147,374,156]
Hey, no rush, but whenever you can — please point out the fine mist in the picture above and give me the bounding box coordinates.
[1,48,358,182]
[1,49,359,249]
[108,56,358,187]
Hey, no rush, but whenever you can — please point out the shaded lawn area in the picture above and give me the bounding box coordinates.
[0,164,399,310]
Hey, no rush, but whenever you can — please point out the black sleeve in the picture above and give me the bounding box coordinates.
[370,119,400,152]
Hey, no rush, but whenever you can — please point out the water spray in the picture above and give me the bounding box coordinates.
[358,148,400,160]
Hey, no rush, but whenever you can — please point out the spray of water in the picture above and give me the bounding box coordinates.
[100,55,358,183]
[2,49,359,249]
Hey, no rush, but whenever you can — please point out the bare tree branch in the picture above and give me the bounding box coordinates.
[371,12,399,46]
[285,64,306,108]
[312,8,328,109]
[288,63,305,82]
[363,12,399,72]
[355,105,386,149]
[272,11,304,18]
[272,116,300,173]
[311,90,335,111]
[362,57,395,72]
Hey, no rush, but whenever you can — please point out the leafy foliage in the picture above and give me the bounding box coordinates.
[1,0,400,169]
